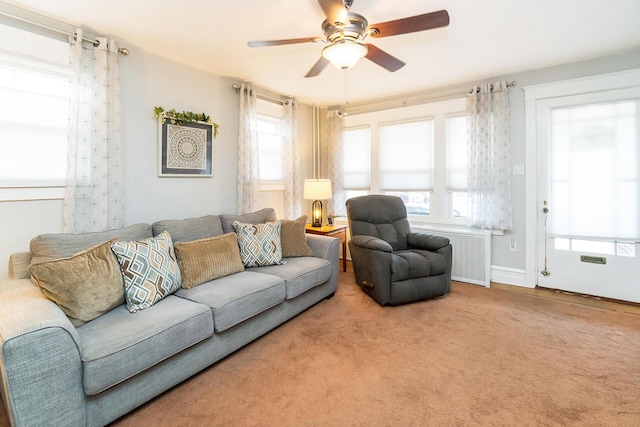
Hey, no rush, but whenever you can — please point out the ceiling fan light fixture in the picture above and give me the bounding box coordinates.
[322,41,368,70]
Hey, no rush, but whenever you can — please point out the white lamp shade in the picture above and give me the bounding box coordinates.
[322,41,368,70]
[303,179,333,200]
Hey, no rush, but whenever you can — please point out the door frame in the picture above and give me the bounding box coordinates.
[524,69,640,288]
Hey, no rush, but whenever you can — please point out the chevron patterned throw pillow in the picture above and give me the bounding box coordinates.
[232,220,285,268]
[111,230,181,312]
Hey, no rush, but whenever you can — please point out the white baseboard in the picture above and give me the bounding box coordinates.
[491,266,531,288]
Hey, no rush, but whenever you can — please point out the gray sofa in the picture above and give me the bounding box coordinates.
[0,209,339,427]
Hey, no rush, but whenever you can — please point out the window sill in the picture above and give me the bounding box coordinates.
[260,182,285,192]
[333,216,504,236]
[0,186,65,202]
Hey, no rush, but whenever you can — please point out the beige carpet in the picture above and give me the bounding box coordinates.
[3,267,640,426]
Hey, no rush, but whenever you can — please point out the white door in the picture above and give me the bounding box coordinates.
[536,87,640,303]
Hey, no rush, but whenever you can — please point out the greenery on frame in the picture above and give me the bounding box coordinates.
[153,106,219,137]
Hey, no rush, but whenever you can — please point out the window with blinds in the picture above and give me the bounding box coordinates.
[343,126,370,201]
[550,99,639,241]
[256,98,285,183]
[342,97,468,223]
[446,114,469,218]
[0,23,70,190]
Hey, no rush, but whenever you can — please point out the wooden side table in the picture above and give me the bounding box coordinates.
[305,223,348,272]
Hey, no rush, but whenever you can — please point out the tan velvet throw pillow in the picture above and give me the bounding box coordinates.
[29,239,125,327]
[280,215,314,258]
[174,232,245,289]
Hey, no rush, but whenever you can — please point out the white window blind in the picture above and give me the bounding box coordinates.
[379,119,433,191]
[446,114,468,192]
[256,115,284,182]
[0,24,70,187]
[550,99,639,240]
[256,98,285,182]
[343,127,370,189]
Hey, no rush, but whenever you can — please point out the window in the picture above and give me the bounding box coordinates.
[0,24,70,193]
[379,119,433,217]
[343,126,370,201]
[550,100,638,240]
[342,98,467,223]
[446,114,469,218]
[256,99,285,183]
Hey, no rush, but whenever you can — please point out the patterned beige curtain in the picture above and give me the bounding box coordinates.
[326,109,345,216]
[237,82,261,213]
[466,80,512,230]
[64,28,123,233]
[282,98,302,218]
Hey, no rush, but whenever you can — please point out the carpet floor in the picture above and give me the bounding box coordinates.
[3,267,640,426]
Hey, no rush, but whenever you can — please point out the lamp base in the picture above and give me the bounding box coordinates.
[311,200,323,227]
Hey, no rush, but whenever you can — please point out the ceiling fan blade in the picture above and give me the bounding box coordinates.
[364,44,405,72]
[305,57,330,78]
[248,37,321,48]
[317,0,350,26]
[368,10,450,38]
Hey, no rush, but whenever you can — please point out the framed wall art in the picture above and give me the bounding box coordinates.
[158,119,213,177]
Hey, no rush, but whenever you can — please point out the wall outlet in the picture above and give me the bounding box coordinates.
[513,164,525,175]
[509,238,517,252]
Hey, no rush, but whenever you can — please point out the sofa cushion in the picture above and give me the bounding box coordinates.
[29,239,125,327]
[233,221,285,267]
[280,215,314,258]
[29,223,152,265]
[175,271,285,333]
[251,257,332,300]
[151,215,223,242]
[111,231,182,312]
[174,233,245,289]
[219,208,277,234]
[76,295,213,395]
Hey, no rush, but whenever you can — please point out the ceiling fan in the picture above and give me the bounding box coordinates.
[247,0,450,78]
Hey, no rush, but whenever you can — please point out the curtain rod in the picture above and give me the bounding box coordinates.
[469,80,516,94]
[232,84,289,106]
[339,80,518,116]
[0,8,129,55]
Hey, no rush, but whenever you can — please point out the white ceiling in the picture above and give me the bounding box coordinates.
[4,0,640,106]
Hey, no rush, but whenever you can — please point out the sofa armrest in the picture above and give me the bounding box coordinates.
[306,234,339,261]
[8,251,32,280]
[350,235,393,253]
[305,234,339,296]
[0,279,85,426]
[407,232,450,251]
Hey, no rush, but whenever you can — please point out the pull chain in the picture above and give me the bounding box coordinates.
[344,68,350,104]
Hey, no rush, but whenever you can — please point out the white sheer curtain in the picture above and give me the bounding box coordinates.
[325,109,345,216]
[282,98,302,218]
[64,29,124,233]
[466,80,512,230]
[237,82,261,214]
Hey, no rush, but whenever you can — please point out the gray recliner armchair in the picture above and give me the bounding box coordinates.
[346,195,452,305]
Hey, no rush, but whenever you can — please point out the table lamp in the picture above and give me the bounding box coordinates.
[303,179,332,227]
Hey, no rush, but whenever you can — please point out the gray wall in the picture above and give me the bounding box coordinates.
[118,46,239,225]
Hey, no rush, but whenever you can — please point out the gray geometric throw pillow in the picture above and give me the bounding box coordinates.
[111,230,181,312]
[232,221,285,268]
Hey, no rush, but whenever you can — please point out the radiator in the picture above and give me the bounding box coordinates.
[337,218,492,287]
[412,225,492,287]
